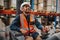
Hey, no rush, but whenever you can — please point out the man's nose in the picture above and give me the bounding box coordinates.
[27,7,30,10]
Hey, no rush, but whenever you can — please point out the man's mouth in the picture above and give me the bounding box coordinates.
[25,12,29,13]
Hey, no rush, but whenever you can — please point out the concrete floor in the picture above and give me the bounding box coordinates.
[0,19,5,40]
[0,17,15,40]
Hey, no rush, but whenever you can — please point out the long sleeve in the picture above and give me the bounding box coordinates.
[10,15,20,32]
[35,18,42,30]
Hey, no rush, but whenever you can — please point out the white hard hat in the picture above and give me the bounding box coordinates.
[20,2,31,10]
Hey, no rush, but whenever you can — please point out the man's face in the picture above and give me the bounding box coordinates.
[22,4,31,12]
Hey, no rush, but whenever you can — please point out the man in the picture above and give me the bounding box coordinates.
[10,2,42,40]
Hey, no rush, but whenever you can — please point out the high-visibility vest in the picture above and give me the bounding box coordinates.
[20,14,35,35]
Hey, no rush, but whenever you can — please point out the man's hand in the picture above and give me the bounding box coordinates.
[20,29,27,34]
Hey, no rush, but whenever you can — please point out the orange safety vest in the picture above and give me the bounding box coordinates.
[20,14,35,35]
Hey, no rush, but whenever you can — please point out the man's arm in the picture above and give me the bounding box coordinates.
[35,18,43,30]
[10,15,20,32]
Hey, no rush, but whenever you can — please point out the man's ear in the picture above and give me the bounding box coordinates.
[20,7,24,11]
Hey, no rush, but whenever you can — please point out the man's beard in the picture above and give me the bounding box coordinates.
[25,11,30,15]
[25,10,30,13]
[23,10,29,14]
[25,11,29,13]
